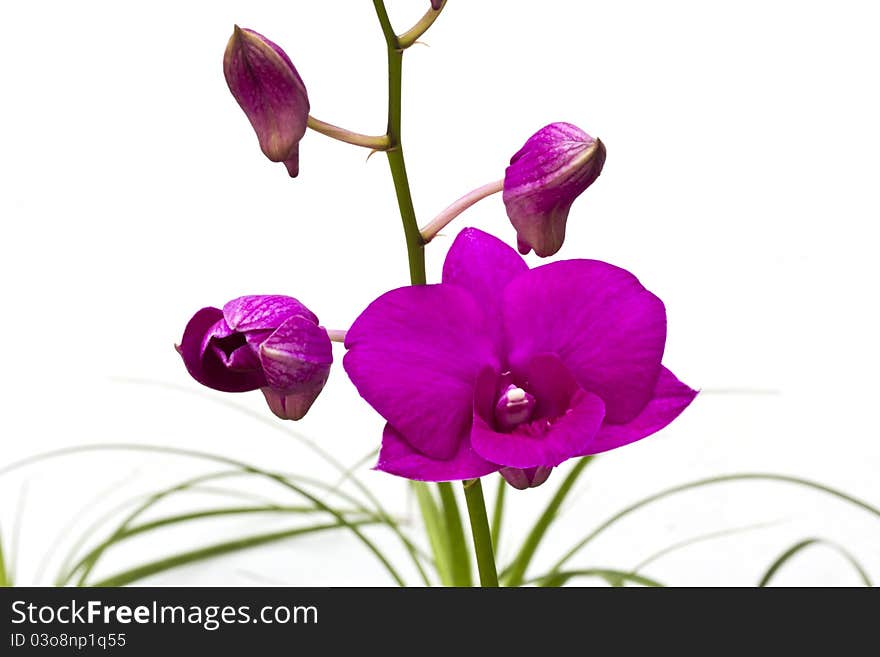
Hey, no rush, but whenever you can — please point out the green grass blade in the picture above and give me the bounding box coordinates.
[528,569,665,588]
[110,378,352,474]
[0,526,9,587]
[62,467,399,587]
[332,448,380,489]
[56,496,157,586]
[437,482,472,586]
[413,482,451,586]
[631,522,778,573]
[79,465,403,587]
[264,477,407,586]
[68,505,351,583]
[503,456,593,587]
[330,450,431,586]
[759,538,872,587]
[3,444,408,587]
[7,484,27,587]
[88,520,378,587]
[62,470,285,586]
[39,470,150,584]
[57,470,276,585]
[108,379,431,584]
[490,474,506,557]
[126,505,334,533]
[549,473,880,575]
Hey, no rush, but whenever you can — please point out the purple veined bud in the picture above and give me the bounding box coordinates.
[223,26,310,177]
[503,122,606,257]
[499,466,554,490]
[177,295,332,420]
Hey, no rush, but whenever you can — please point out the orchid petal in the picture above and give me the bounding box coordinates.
[442,227,528,353]
[585,367,698,454]
[179,307,266,392]
[376,424,498,482]
[504,259,666,424]
[223,295,317,332]
[344,285,498,460]
[259,315,332,396]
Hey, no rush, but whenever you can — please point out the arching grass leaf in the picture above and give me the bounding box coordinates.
[759,538,872,587]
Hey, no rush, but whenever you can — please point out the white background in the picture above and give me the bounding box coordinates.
[1,0,878,587]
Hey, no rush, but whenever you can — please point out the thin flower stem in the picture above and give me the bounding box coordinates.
[420,179,504,243]
[387,143,426,285]
[306,115,390,150]
[372,0,398,46]
[325,328,347,343]
[385,68,426,282]
[463,479,498,587]
[398,1,447,49]
[374,1,426,284]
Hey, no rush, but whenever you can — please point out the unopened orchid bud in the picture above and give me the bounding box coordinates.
[178,295,332,420]
[223,26,310,177]
[503,122,606,257]
[499,466,553,490]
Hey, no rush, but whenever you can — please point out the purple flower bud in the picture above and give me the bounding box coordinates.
[499,466,553,490]
[503,122,606,257]
[178,295,332,420]
[223,26,310,177]
[431,0,443,9]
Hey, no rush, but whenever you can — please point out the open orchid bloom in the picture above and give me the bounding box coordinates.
[179,295,332,420]
[344,228,696,489]
[503,122,606,257]
[223,26,310,177]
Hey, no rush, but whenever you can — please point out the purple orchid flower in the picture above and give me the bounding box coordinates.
[178,295,332,420]
[344,228,696,489]
[223,26,310,177]
[504,122,606,257]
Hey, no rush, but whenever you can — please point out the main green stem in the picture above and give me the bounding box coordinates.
[463,480,499,587]
[374,0,475,587]
[376,1,426,285]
